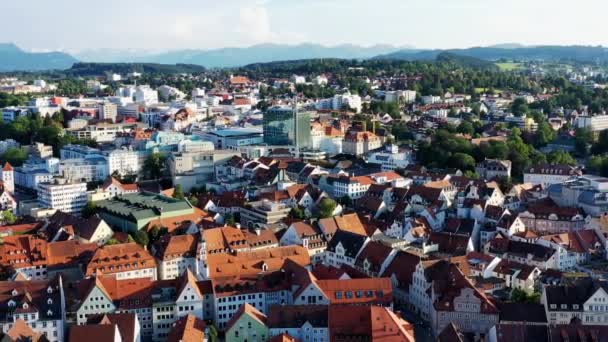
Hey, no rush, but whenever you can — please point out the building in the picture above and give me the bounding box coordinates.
[0,235,48,279]
[576,115,608,133]
[153,234,199,280]
[342,131,382,156]
[328,305,414,342]
[0,277,66,342]
[543,278,608,325]
[37,178,88,214]
[263,106,311,148]
[85,243,157,280]
[58,157,109,182]
[225,303,269,342]
[523,164,582,187]
[196,128,263,149]
[96,192,196,232]
[99,102,118,123]
[239,199,292,228]
[475,159,512,180]
[105,149,140,177]
[548,175,608,217]
[267,305,328,342]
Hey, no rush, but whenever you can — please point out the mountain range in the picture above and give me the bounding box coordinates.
[0,43,77,72]
[3,43,608,72]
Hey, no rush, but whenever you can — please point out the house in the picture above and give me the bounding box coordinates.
[537,229,607,270]
[475,159,512,180]
[328,305,414,342]
[354,240,395,277]
[317,213,369,238]
[85,313,141,342]
[542,278,608,325]
[523,164,582,187]
[224,303,269,340]
[0,277,66,342]
[323,230,369,268]
[45,211,114,246]
[380,250,423,305]
[85,243,158,280]
[517,199,585,234]
[153,234,199,280]
[267,305,328,342]
[69,324,123,342]
[167,314,206,342]
[0,235,48,280]
[280,221,327,263]
[485,235,558,270]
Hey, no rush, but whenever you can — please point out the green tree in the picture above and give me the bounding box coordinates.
[143,153,166,180]
[511,98,529,116]
[105,238,120,246]
[81,201,98,218]
[534,122,556,147]
[131,230,150,246]
[318,198,337,218]
[188,195,199,207]
[457,121,475,136]
[224,213,236,226]
[1,148,28,167]
[547,151,576,165]
[173,184,185,200]
[290,206,306,220]
[2,210,16,224]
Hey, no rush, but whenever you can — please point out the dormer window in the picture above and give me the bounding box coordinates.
[8,300,15,307]
[22,303,28,309]
[11,289,18,296]
[47,298,53,305]
[47,310,52,316]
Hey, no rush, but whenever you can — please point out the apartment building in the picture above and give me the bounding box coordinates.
[37,178,87,214]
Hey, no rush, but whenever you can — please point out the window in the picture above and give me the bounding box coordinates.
[335,292,343,299]
[345,291,353,299]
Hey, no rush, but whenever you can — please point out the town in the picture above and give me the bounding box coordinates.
[2,36,608,342]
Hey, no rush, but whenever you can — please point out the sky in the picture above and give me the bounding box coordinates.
[2,0,607,52]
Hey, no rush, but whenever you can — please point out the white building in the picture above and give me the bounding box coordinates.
[59,157,109,182]
[37,178,87,214]
[134,85,159,105]
[104,149,140,176]
[367,145,412,171]
[523,164,582,187]
[99,102,118,123]
[576,115,608,133]
[385,90,416,103]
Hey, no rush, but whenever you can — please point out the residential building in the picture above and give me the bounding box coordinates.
[85,243,158,280]
[0,278,66,342]
[37,178,88,214]
[475,159,512,180]
[225,303,269,342]
[523,164,582,187]
[342,131,382,156]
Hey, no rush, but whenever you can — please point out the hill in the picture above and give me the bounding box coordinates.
[374,45,608,63]
[0,43,78,72]
[65,62,206,76]
[436,52,499,71]
[74,43,404,68]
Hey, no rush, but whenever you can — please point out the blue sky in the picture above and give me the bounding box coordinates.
[2,0,606,51]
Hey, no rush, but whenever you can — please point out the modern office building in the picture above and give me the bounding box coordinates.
[38,178,88,214]
[263,106,311,148]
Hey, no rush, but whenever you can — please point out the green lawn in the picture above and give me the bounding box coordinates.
[495,62,523,71]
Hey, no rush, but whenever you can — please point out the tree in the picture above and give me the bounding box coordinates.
[547,151,576,165]
[1,148,28,167]
[173,184,185,200]
[224,213,236,226]
[131,230,150,246]
[188,195,199,207]
[338,195,352,207]
[143,153,166,180]
[534,122,556,147]
[1,210,16,224]
[496,176,513,193]
[511,97,529,116]
[105,238,120,246]
[81,201,98,218]
[290,206,305,220]
[457,121,475,136]
[318,198,337,218]
[449,152,476,171]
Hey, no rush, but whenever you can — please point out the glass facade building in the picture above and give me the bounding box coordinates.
[263,107,311,148]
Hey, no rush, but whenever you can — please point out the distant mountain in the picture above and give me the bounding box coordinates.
[0,43,78,72]
[74,43,405,68]
[374,45,608,63]
[66,63,206,76]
